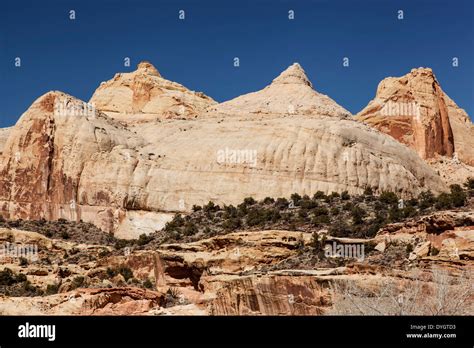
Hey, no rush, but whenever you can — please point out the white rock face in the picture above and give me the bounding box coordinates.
[0,63,447,238]
[0,127,12,155]
[207,63,351,119]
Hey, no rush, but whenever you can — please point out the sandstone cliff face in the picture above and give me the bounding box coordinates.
[0,63,447,237]
[90,61,216,122]
[0,127,11,155]
[356,68,474,166]
[0,209,472,315]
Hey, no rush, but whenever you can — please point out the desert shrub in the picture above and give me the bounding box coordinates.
[312,215,330,225]
[183,222,198,236]
[163,287,183,308]
[418,190,435,209]
[106,267,117,278]
[262,197,275,204]
[342,202,353,211]
[430,247,440,256]
[313,206,329,216]
[61,231,70,239]
[19,257,28,266]
[330,268,473,315]
[114,239,131,249]
[71,276,84,289]
[379,191,398,205]
[118,266,133,281]
[243,197,257,206]
[351,206,366,225]
[364,221,383,238]
[341,191,351,200]
[435,192,453,210]
[329,220,353,237]
[0,268,26,285]
[98,250,110,258]
[45,283,59,295]
[313,191,327,200]
[192,205,202,212]
[275,198,289,209]
[402,205,418,218]
[204,201,220,213]
[222,217,241,231]
[298,209,308,219]
[310,232,327,253]
[363,187,373,196]
[388,207,404,223]
[300,197,317,209]
[223,205,238,219]
[137,233,153,246]
[246,208,268,226]
[143,278,153,289]
[290,193,302,206]
[463,177,474,196]
[449,184,467,207]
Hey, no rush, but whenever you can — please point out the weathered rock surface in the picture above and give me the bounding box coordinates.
[356,68,474,167]
[0,63,448,237]
[0,127,11,155]
[0,209,471,315]
[90,61,216,122]
[207,63,351,119]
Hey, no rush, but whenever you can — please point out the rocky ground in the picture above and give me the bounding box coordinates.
[1,188,472,315]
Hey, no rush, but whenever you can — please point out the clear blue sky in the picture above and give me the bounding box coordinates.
[1,0,473,127]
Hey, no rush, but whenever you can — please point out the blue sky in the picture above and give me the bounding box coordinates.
[1,0,473,127]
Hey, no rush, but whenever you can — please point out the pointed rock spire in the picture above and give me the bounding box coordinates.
[136,61,161,77]
[271,63,312,87]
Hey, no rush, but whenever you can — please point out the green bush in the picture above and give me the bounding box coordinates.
[363,187,373,196]
[275,197,289,209]
[243,197,257,206]
[71,276,85,289]
[418,190,435,209]
[183,222,198,235]
[351,206,366,225]
[0,268,26,285]
[19,257,28,266]
[313,191,327,200]
[143,278,153,289]
[430,247,440,256]
[46,283,59,295]
[137,233,153,246]
[379,191,398,205]
[435,192,452,210]
[312,214,330,225]
[118,266,133,281]
[449,184,467,207]
[341,191,350,200]
[290,193,302,206]
[313,206,329,217]
[222,217,242,231]
[329,220,353,237]
[262,197,275,204]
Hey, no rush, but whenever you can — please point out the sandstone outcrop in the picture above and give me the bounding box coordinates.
[90,61,216,122]
[356,68,474,166]
[0,63,447,237]
[0,208,471,315]
[207,63,351,118]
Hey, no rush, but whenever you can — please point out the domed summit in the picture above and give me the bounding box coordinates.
[208,63,350,118]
